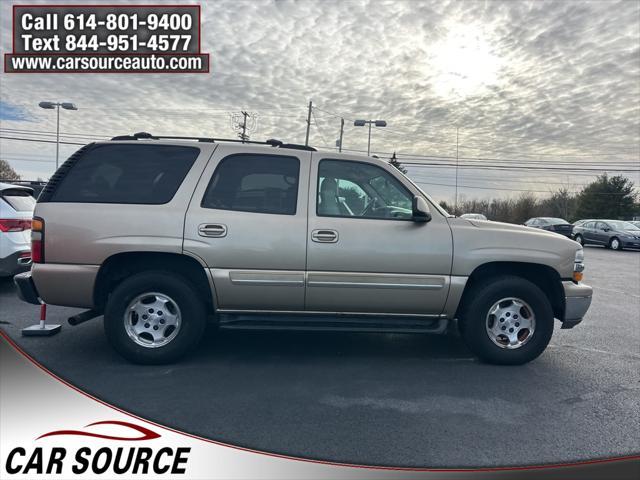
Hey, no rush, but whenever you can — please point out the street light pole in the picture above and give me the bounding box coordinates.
[38,101,78,170]
[354,119,387,156]
[56,104,60,170]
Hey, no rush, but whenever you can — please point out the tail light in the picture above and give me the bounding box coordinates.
[0,219,31,232]
[31,217,44,263]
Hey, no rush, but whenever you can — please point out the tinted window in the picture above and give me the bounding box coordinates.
[1,189,36,211]
[584,221,595,228]
[317,159,413,220]
[52,144,199,204]
[202,154,299,215]
[607,220,639,231]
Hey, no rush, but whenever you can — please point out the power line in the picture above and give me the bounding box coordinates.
[316,144,640,169]
[0,136,85,146]
[403,162,640,173]
[0,127,110,140]
[414,180,635,195]
[311,103,639,155]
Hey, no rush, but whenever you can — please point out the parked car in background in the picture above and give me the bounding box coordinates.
[573,220,640,251]
[524,217,574,238]
[0,182,35,277]
[460,213,487,221]
[9,180,48,199]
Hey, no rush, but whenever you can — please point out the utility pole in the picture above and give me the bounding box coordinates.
[240,111,249,142]
[231,111,256,142]
[338,117,344,152]
[305,100,312,146]
[454,126,459,215]
[56,106,60,169]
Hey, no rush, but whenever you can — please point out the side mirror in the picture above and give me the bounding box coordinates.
[412,196,431,223]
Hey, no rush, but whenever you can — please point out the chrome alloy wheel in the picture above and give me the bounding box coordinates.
[124,292,182,348]
[485,297,536,349]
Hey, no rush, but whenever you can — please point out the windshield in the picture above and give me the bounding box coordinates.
[607,220,639,231]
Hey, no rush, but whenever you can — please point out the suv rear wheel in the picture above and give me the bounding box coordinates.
[458,276,554,365]
[104,271,207,364]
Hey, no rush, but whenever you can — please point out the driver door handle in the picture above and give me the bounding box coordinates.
[311,229,339,243]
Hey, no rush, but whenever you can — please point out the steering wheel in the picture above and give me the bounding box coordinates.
[360,198,379,217]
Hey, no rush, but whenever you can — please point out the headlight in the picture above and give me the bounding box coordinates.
[573,248,584,282]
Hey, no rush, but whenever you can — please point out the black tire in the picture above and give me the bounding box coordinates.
[458,275,554,365]
[609,237,623,251]
[104,271,207,364]
[574,234,584,246]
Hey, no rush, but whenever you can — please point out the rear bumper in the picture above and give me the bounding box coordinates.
[561,281,592,328]
[14,271,41,305]
[0,250,31,277]
[31,263,99,308]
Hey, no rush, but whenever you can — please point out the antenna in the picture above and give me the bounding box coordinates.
[231,111,258,142]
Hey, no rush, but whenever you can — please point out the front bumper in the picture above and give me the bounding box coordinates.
[561,281,592,329]
[14,271,41,305]
[621,238,640,248]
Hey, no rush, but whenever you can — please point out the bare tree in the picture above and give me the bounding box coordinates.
[0,160,21,181]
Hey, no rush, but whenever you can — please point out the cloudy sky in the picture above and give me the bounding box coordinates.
[1,0,639,202]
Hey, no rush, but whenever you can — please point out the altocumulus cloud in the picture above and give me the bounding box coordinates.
[0,0,638,199]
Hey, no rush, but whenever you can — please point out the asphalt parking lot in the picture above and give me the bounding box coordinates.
[1,245,639,468]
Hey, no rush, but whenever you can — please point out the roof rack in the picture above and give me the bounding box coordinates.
[110,132,317,151]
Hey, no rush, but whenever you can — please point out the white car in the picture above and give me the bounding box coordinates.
[0,182,35,277]
[460,213,488,221]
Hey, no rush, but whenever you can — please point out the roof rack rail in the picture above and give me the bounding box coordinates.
[110,132,317,151]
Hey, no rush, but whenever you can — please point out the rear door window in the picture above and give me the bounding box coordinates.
[1,189,36,211]
[201,154,300,215]
[51,144,200,204]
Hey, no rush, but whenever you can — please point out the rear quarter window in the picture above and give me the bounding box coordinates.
[1,189,36,211]
[51,144,200,204]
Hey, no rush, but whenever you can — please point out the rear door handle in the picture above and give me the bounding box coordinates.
[198,223,227,238]
[311,229,338,243]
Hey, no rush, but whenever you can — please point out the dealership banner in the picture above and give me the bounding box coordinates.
[1,333,638,480]
[5,5,209,73]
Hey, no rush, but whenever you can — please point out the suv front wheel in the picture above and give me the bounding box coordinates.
[104,271,207,364]
[458,276,554,365]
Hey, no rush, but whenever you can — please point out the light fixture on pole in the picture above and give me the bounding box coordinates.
[354,119,386,156]
[38,101,78,170]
